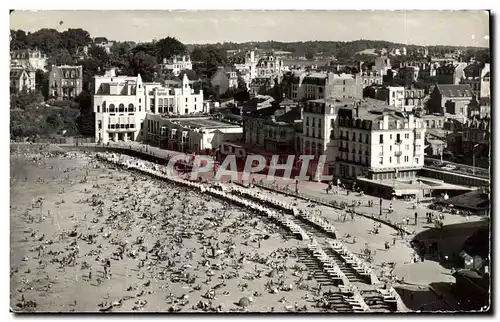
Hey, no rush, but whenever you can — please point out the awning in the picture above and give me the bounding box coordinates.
[393,189,420,196]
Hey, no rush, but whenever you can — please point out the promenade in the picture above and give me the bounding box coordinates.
[88,141,484,236]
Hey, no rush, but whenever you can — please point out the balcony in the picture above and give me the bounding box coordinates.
[395,139,403,145]
[107,128,138,133]
[394,151,402,157]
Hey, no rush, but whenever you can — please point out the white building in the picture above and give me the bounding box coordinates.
[10,66,36,94]
[480,63,490,101]
[93,70,205,143]
[160,55,192,76]
[93,69,147,143]
[234,50,257,81]
[255,54,285,78]
[372,56,391,76]
[10,49,48,71]
[335,102,426,182]
[301,99,343,179]
[386,86,405,109]
[300,98,426,182]
[145,115,243,153]
[144,73,204,115]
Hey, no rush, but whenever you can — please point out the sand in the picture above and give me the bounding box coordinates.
[10,145,335,313]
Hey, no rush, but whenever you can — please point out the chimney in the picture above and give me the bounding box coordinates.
[409,114,414,126]
[383,113,389,129]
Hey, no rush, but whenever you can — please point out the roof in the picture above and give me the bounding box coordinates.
[427,139,446,145]
[280,98,295,105]
[436,84,473,98]
[437,189,490,211]
[94,37,109,43]
[10,68,25,79]
[276,107,301,123]
[173,118,241,129]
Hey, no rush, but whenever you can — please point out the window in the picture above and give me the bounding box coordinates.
[352,132,356,141]
[379,157,383,165]
[396,134,401,142]
[340,130,343,139]
[415,145,421,151]
[389,157,392,163]
[365,134,369,144]
[139,98,141,103]
[404,156,409,162]
[185,98,188,103]
[185,108,188,114]
[415,158,419,164]
[416,132,422,140]
[306,117,310,126]
[390,145,392,151]
[98,121,102,130]
[97,105,100,113]
[405,133,410,139]
[405,144,410,151]
[379,134,383,144]
[390,134,393,140]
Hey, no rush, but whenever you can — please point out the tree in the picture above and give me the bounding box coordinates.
[271,77,283,103]
[88,45,109,66]
[76,113,95,137]
[75,90,92,114]
[10,90,44,110]
[47,48,74,66]
[129,51,159,82]
[60,28,91,54]
[25,28,62,55]
[109,41,132,67]
[155,37,186,61]
[10,29,27,50]
[178,69,198,81]
[131,42,157,57]
[35,69,49,99]
[305,51,314,60]
[191,45,228,79]
[77,58,101,91]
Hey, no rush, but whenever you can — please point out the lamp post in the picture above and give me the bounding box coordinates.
[472,143,479,175]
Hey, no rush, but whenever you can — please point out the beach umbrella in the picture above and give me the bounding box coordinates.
[235,296,253,308]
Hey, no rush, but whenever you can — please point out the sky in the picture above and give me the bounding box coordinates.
[9,10,490,47]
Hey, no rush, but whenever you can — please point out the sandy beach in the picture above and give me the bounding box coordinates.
[10,145,342,312]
